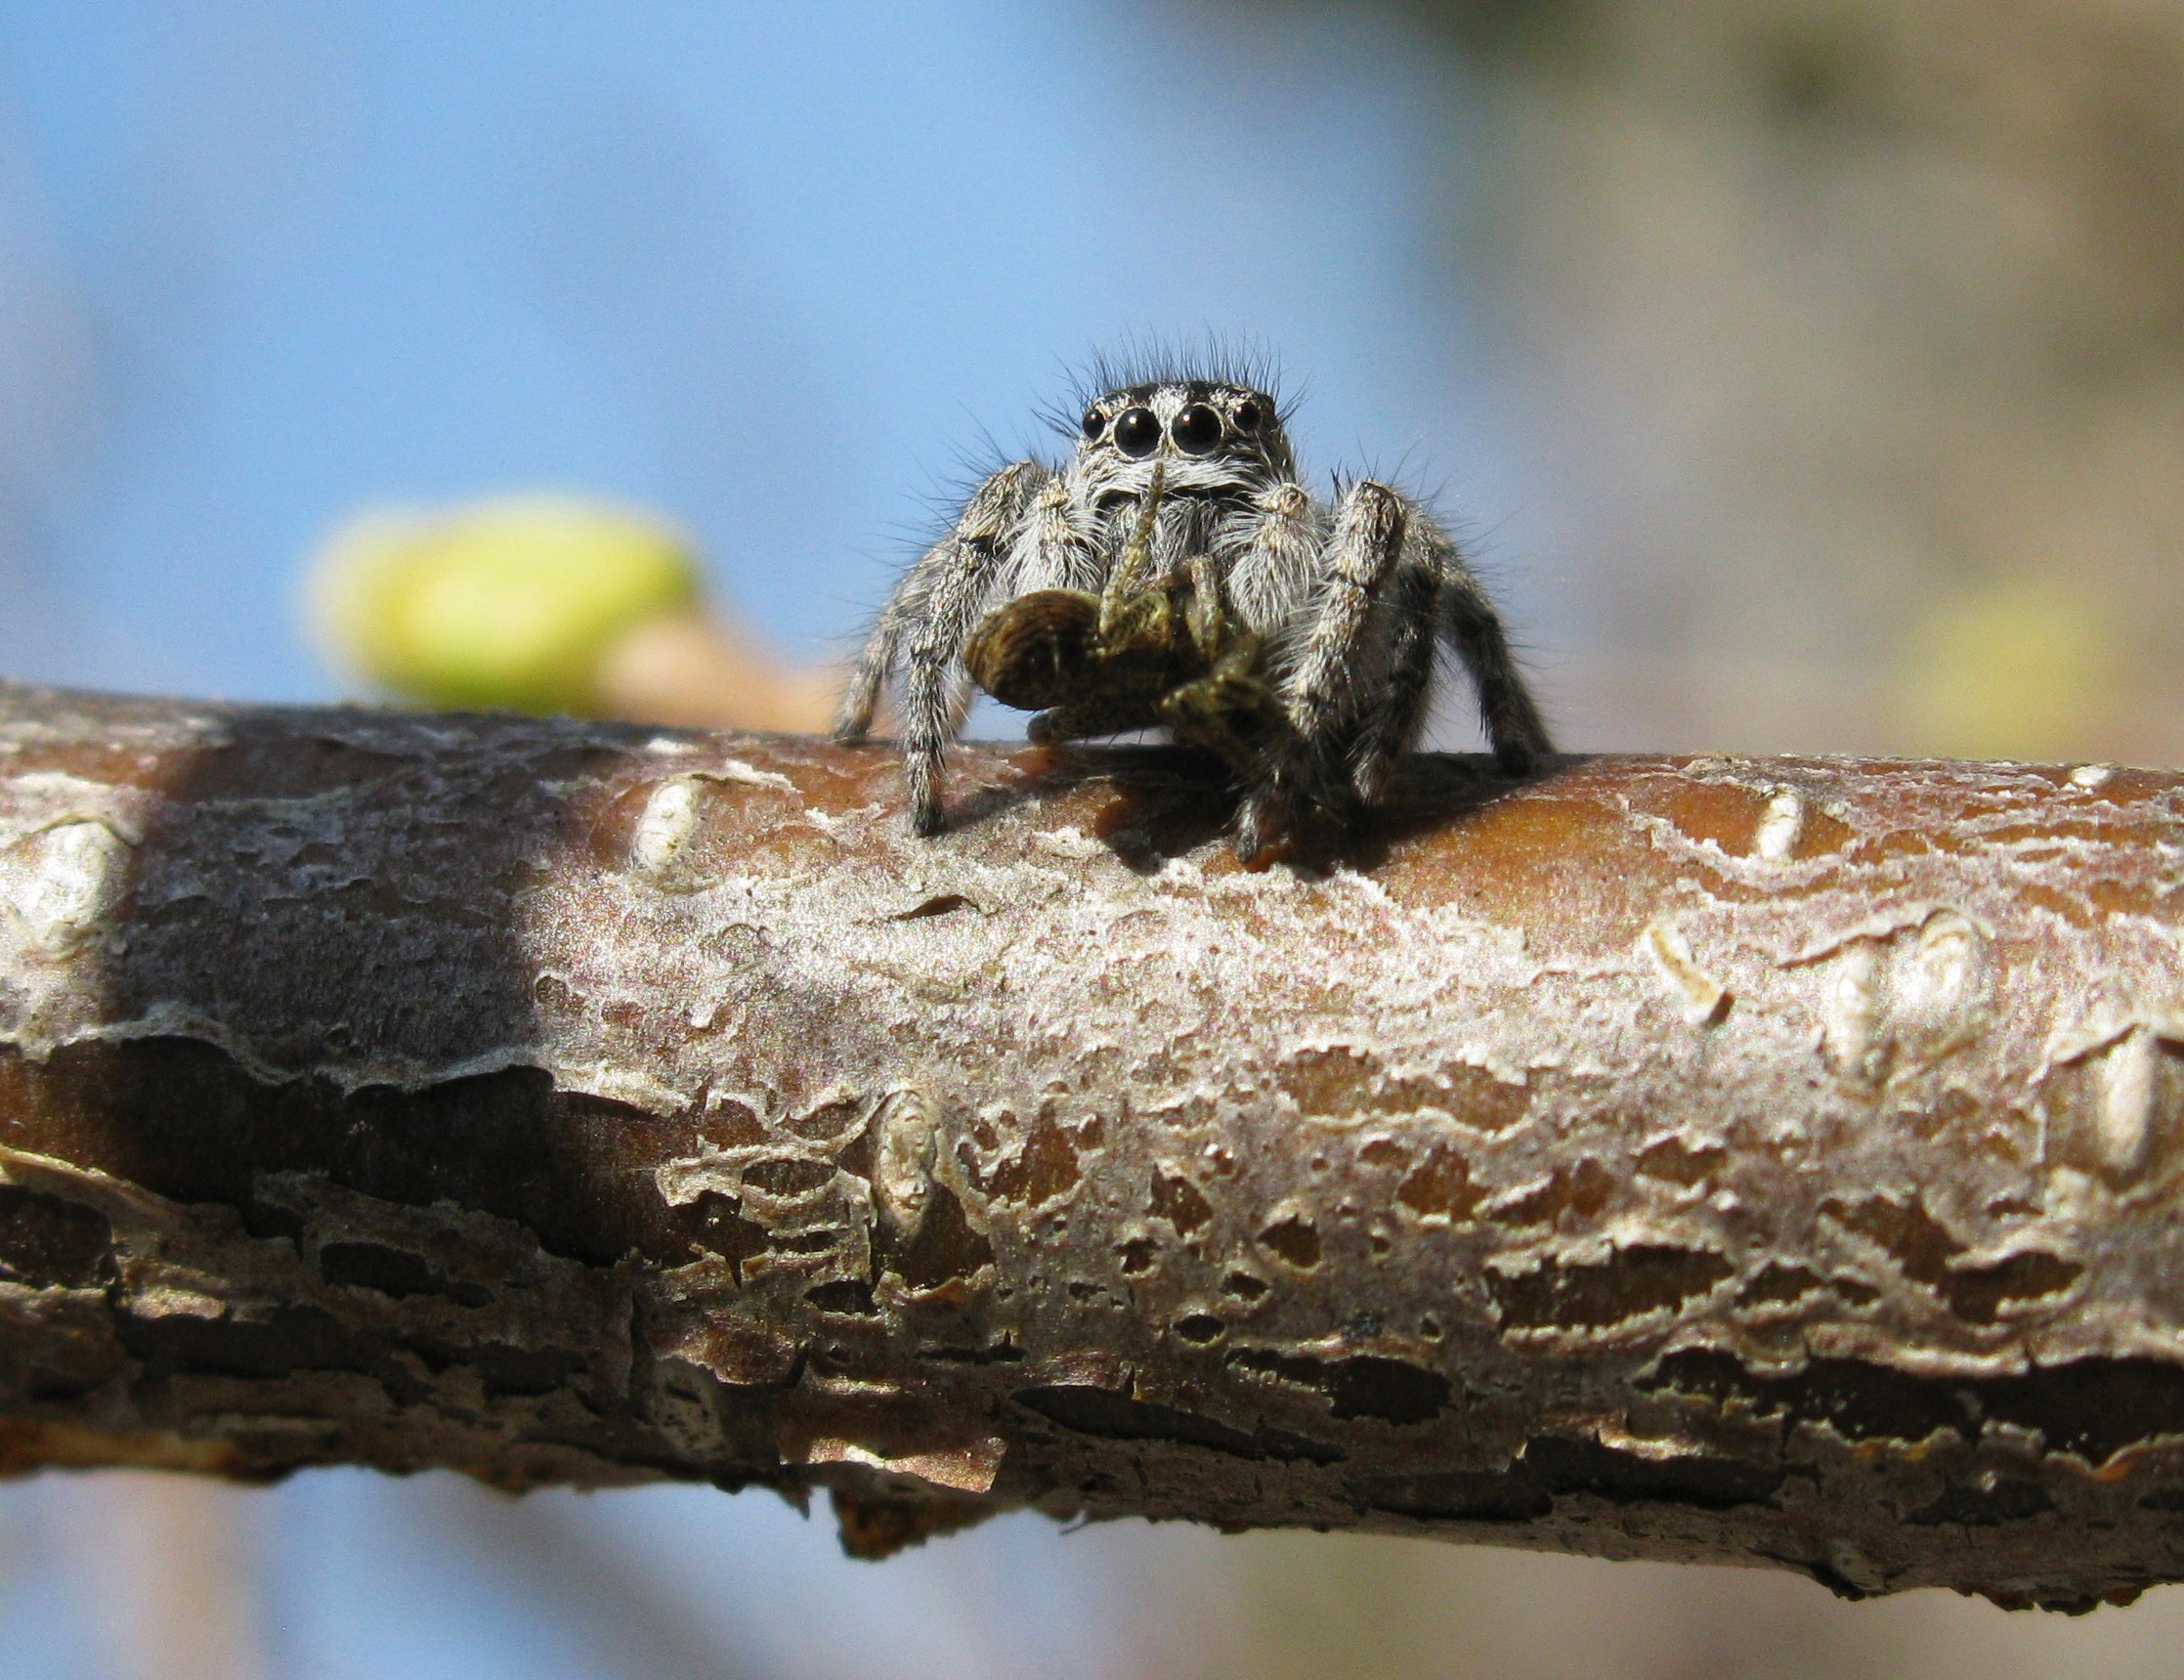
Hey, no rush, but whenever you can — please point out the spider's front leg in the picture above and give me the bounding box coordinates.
[1234,480,1409,860]
[835,460,1041,835]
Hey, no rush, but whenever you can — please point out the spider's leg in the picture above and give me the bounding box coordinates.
[1220,481,1320,643]
[1345,524,1442,805]
[1015,474,1103,594]
[1425,518,1555,775]
[1236,480,1407,860]
[837,461,1041,833]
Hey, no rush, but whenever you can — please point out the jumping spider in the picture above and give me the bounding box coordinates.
[836,366,1553,858]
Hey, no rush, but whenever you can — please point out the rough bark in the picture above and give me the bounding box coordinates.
[0,683,2178,1609]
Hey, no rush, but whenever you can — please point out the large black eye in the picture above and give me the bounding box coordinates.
[1081,408,1105,440]
[1112,407,1160,457]
[1172,404,1221,454]
[1230,398,1263,433]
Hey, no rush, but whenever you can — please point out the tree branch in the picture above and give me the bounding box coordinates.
[0,683,2177,1609]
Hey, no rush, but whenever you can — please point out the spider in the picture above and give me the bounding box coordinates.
[835,363,1554,859]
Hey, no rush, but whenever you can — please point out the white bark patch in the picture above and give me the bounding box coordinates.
[1817,912,1989,1087]
[1822,944,1884,1084]
[872,1086,939,1235]
[2098,1028,2163,1180]
[711,757,798,794]
[2,818,134,959]
[1755,790,1806,862]
[1643,919,1730,1025]
[627,775,711,885]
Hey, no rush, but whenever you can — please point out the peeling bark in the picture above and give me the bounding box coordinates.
[0,684,2180,1609]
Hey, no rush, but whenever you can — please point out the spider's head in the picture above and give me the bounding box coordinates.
[1072,379,1296,495]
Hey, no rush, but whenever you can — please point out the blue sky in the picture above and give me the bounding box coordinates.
[0,1,1540,707]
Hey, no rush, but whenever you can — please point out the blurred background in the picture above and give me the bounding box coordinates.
[3,1,2183,1675]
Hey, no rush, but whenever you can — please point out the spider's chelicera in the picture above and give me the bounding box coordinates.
[836,365,1554,859]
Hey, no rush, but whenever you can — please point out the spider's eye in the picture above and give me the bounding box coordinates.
[1113,407,1160,457]
[1081,409,1105,440]
[1172,404,1221,454]
[1230,399,1263,434]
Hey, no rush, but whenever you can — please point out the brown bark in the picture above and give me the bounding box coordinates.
[0,683,2178,1609]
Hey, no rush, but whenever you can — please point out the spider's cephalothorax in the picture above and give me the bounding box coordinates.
[836,368,1554,858]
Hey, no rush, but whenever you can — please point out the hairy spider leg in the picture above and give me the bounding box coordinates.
[1344,528,1445,805]
[1236,480,1411,859]
[1435,530,1555,775]
[836,460,1042,833]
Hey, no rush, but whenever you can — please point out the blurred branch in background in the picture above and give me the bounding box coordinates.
[62,1476,267,1680]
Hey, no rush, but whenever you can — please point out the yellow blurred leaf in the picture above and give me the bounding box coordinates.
[307,495,705,715]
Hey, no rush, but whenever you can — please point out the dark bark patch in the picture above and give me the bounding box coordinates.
[1648,1348,2184,1466]
[681,1191,769,1280]
[317,1240,492,1307]
[806,1280,879,1316]
[0,1185,113,1289]
[1492,1158,1618,1228]
[1491,1244,1734,1330]
[742,1156,837,1199]
[891,893,974,921]
[1016,1383,1342,1464]
[1634,1136,1726,1186]
[0,1044,738,1271]
[1149,1169,1213,1237]
[877,1185,993,1291]
[118,1302,429,1405]
[1346,1469,1554,1523]
[1349,1434,1777,1521]
[1518,1434,1780,1509]
[1906,1479,2055,1527]
[1174,1314,1226,1345]
[1823,1194,2079,1322]
[1257,1216,1321,1271]
[779,1093,868,1146]
[1115,1237,1158,1274]
[1736,1263,1827,1307]
[1266,1052,1535,1130]
[408,1335,588,1398]
[966,1116,1080,1208]
[1227,1348,1451,1425]
[1394,1146,1483,1223]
